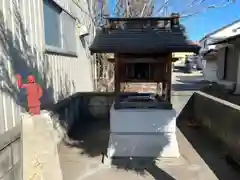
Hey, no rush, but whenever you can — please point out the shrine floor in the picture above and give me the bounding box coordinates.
[58,71,240,180]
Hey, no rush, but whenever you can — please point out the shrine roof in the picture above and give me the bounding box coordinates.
[89,28,200,54]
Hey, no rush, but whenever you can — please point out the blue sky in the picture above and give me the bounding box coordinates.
[107,0,240,41]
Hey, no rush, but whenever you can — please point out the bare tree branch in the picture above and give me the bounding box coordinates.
[154,0,169,16]
[152,0,236,17]
[114,0,155,17]
[181,0,236,18]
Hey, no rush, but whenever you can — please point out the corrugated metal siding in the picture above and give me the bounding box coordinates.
[0,0,21,134]
[0,0,95,134]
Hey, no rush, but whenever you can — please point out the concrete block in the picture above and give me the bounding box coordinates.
[107,133,180,158]
[11,139,21,165]
[110,107,177,133]
[0,146,13,178]
[22,114,63,180]
[13,162,22,180]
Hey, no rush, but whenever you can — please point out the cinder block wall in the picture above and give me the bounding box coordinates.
[0,125,21,180]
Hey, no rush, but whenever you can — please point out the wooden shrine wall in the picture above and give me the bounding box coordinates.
[116,54,172,83]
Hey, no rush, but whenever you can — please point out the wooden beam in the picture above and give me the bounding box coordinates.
[167,54,172,103]
[114,54,120,94]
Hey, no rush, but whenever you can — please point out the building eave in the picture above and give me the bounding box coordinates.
[199,19,240,42]
[208,34,240,45]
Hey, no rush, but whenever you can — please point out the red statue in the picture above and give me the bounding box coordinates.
[16,74,43,115]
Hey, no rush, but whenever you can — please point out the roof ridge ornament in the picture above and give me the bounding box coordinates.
[102,14,183,33]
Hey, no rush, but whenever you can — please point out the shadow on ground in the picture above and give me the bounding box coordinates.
[173,66,185,73]
[172,83,203,91]
[54,92,175,179]
[62,117,175,179]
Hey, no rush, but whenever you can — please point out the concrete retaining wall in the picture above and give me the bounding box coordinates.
[22,114,63,180]
[50,92,115,137]
[192,92,240,164]
[48,91,240,175]
[0,125,21,180]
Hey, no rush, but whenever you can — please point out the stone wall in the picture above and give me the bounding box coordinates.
[192,91,240,164]
[0,125,21,180]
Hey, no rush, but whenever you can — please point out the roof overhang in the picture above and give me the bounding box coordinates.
[90,16,200,55]
[202,49,218,57]
[208,34,240,45]
[89,30,200,55]
[89,46,200,55]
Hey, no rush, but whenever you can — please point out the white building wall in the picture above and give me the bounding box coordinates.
[199,21,240,85]
[0,0,96,135]
[200,21,240,53]
[203,61,218,82]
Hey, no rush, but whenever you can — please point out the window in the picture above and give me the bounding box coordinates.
[61,11,76,52]
[43,0,76,55]
[126,63,154,80]
[43,0,61,48]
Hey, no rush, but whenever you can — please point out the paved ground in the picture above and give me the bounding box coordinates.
[58,71,240,180]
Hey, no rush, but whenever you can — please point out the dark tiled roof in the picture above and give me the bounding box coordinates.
[89,29,200,54]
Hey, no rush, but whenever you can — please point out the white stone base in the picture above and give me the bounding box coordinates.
[110,107,177,133]
[108,103,179,158]
[107,133,180,158]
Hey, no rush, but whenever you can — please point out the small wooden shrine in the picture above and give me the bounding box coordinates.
[90,14,200,109]
[89,14,200,159]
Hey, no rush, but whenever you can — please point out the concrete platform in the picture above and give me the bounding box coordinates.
[108,104,179,158]
[110,107,177,133]
[58,120,240,180]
